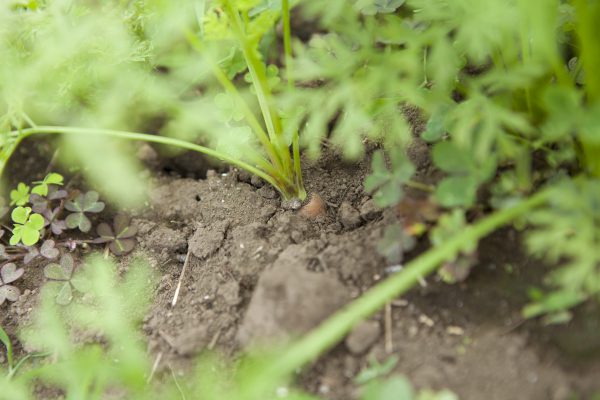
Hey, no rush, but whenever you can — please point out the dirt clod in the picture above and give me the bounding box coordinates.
[171,325,211,356]
[218,281,241,306]
[345,320,381,355]
[188,221,229,259]
[338,202,361,229]
[257,186,278,199]
[250,175,265,188]
[237,251,348,347]
[359,199,380,221]
[144,226,187,254]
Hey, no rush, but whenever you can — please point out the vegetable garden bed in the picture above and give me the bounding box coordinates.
[2,1,600,399]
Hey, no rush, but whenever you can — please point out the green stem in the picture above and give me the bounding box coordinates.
[282,0,294,89]
[11,126,289,196]
[292,132,305,200]
[405,179,435,192]
[222,1,292,176]
[254,188,551,389]
[184,31,284,172]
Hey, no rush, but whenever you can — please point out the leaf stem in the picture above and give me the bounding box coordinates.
[184,31,284,172]
[404,180,435,192]
[222,1,292,176]
[282,0,294,89]
[11,126,290,197]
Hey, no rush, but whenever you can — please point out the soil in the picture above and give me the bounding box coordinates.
[2,133,600,400]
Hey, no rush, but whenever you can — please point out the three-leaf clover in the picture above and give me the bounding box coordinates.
[42,207,68,236]
[9,183,30,206]
[65,191,105,233]
[364,149,415,208]
[43,254,89,305]
[0,263,24,305]
[10,207,45,246]
[30,186,68,214]
[31,173,64,196]
[94,214,138,256]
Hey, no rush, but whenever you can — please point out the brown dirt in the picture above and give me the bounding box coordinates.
[2,135,600,400]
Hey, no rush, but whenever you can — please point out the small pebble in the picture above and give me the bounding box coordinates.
[446,326,465,336]
[418,314,435,327]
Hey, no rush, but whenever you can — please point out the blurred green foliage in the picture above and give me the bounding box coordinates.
[0,255,456,400]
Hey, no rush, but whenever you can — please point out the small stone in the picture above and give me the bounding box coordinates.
[250,175,265,188]
[257,186,278,199]
[446,326,465,336]
[290,230,303,243]
[206,169,218,178]
[359,199,381,221]
[418,314,435,327]
[338,202,361,229]
[408,324,419,338]
[345,320,381,354]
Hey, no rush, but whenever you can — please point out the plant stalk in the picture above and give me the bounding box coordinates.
[184,31,284,173]
[222,1,293,178]
[282,0,294,90]
[8,126,299,197]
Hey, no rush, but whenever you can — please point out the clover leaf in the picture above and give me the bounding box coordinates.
[0,263,24,305]
[94,214,137,256]
[30,186,68,214]
[44,254,89,305]
[9,183,30,206]
[364,149,415,208]
[31,173,64,196]
[42,207,68,236]
[65,191,105,233]
[24,239,60,264]
[10,207,45,246]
